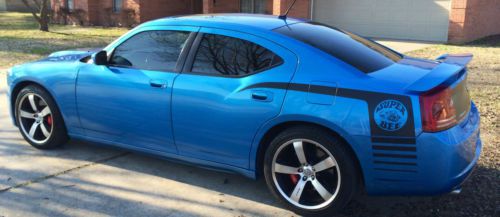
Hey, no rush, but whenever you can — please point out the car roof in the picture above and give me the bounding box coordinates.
[142,14,307,31]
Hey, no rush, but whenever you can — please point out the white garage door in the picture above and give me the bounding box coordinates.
[312,0,452,42]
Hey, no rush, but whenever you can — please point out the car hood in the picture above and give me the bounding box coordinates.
[43,48,101,62]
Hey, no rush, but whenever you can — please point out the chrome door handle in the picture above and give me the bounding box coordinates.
[252,91,273,102]
[150,80,168,89]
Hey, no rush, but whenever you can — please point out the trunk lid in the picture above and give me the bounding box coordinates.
[370,54,473,131]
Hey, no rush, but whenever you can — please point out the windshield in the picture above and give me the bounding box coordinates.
[274,22,403,73]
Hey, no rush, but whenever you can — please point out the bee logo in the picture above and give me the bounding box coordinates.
[374,100,408,131]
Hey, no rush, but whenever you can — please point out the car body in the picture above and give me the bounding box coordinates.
[6,14,481,215]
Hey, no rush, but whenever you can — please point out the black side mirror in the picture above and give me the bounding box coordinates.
[92,50,108,65]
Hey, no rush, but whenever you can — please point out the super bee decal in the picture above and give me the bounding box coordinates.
[374,100,408,131]
[242,82,416,144]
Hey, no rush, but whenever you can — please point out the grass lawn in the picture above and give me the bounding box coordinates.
[0,12,128,68]
[0,12,498,216]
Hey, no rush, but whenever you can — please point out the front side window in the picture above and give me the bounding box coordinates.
[274,22,403,73]
[191,33,283,76]
[110,31,190,72]
[113,0,123,12]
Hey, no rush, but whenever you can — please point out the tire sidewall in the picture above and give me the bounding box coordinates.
[263,126,358,217]
[15,85,67,149]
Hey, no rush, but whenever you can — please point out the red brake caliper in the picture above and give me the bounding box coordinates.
[47,115,53,126]
[290,174,298,185]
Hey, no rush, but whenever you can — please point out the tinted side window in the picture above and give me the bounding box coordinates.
[274,22,402,73]
[192,34,283,76]
[110,31,190,71]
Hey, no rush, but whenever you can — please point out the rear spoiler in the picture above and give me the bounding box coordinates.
[405,54,473,93]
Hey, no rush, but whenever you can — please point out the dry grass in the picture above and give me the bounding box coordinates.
[0,12,127,68]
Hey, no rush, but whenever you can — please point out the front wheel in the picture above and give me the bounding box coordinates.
[264,126,359,216]
[15,85,68,149]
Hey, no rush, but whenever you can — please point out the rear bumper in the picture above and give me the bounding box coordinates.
[367,101,481,195]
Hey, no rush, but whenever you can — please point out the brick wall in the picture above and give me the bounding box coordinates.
[272,0,310,18]
[139,0,195,22]
[204,0,240,13]
[449,0,500,43]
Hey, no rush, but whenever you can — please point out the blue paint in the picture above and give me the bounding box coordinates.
[6,14,481,196]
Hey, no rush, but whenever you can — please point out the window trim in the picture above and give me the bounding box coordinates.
[107,30,197,73]
[182,33,285,78]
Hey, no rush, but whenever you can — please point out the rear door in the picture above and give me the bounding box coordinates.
[171,28,297,168]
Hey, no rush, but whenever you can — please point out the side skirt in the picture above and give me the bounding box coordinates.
[68,133,257,179]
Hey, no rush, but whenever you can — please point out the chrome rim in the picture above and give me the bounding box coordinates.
[17,93,53,144]
[272,139,341,210]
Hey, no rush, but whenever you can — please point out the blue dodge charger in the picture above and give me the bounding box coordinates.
[6,14,481,216]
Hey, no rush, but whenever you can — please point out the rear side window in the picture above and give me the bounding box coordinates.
[191,33,283,76]
[110,30,190,71]
[274,22,402,73]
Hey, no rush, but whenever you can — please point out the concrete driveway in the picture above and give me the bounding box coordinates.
[0,63,445,217]
[375,39,439,53]
[0,71,295,217]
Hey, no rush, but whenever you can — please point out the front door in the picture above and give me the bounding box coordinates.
[76,28,196,153]
[172,28,297,168]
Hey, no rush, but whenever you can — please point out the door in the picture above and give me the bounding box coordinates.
[312,0,452,42]
[76,28,196,153]
[172,28,297,168]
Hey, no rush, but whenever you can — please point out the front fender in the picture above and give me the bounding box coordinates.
[8,61,82,134]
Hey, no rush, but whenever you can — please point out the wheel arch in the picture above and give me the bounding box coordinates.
[253,119,365,189]
[10,80,63,127]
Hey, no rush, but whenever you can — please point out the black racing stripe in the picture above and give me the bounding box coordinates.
[372,137,416,144]
[374,168,418,173]
[373,160,417,166]
[374,153,417,159]
[240,82,417,144]
[373,145,417,152]
[240,82,289,92]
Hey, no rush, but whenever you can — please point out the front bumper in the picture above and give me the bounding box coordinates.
[367,102,481,195]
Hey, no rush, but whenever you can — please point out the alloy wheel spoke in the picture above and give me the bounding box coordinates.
[293,141,308,165]
[19,110,36,119]
[274,163,299,174]
[29,122,40,138]
[311,179,333,201]
[290,177,307,202]
[40,123,50,138]
[313,157,336,172]
[39,106,51,117]
[28,95,38,112]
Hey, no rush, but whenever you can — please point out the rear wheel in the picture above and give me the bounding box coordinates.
[264,126,359,216]
[15,85,68,149]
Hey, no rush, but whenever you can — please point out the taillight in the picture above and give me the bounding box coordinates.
[420,86,457,132]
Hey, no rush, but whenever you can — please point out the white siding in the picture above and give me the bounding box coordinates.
[312,0,452,42]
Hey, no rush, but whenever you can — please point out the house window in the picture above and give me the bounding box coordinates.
[113,0,123,12]
[66,0,74,11]
[240,0,267,14]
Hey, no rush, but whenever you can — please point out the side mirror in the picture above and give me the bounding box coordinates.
[92,50,108,65]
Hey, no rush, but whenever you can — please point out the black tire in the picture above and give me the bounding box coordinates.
[263,126,359,217]
[15,85,68,149]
